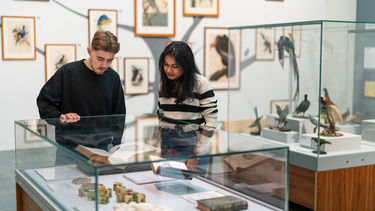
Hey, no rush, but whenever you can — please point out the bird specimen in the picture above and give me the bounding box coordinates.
[312,137,331,154]
[274,105,290,131]
[308,115,328,133]
[209,35,236,81]
[341,108,350,122]
[320,96,343,136]
[277,36,299,100]
[260,32,272,54]
[323,88,330,100]
[12,25,29,46]
[97,14,110,29]
[344,111,361,124]
[249,106,263,135]
[293,94,310,117]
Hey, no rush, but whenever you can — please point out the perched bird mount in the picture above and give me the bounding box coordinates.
[293,94,310,118]
[308,115,328,133]
[277,35,300,100]
[249,106,263,135]
[271,105,291,132]
[320,96,343,136]
[312,137,331,154]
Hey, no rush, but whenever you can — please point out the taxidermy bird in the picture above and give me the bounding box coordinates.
[260,32,272,54]
[320,96,343,135]
[294,94,310,117]
[276,105,289,128]
[312,137,331,154]
[277,36,300,100]
[323,88,330,100]
[341,108,350,122]
[344,111,361,124]
[309,114,328,133]
[249,106,263,135]
[97,15,110,29]
[209,35,236,81]
[12,25,28,45]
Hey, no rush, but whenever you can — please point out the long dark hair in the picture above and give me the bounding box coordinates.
[159,41,200,103]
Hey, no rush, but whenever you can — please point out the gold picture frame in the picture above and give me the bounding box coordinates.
[44,44,77,82]
[134,0,176,37]
[1,16,36,60]
[183,0,219,17]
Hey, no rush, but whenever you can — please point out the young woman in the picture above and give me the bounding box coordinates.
[158,41,218,170]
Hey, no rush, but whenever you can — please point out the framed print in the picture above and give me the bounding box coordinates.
[44,44,76,82]
[204,27,241,90]
[255,27,275,60]
[135,116,159,148]
[1,16,36,60]
[110,56,119,73]
[124,57,149,95]
[134,0,175,37]
[88,9,118,45]
[283,25,301,57]
[183,0,219,17]
[25,124,47,142]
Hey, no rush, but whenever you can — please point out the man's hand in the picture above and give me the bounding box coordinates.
[185,158,198,171]
[60,113,80,123]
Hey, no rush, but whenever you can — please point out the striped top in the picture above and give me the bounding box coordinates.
[158,74,218,135]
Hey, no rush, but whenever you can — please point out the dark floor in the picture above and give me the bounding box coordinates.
[0,149,312,211]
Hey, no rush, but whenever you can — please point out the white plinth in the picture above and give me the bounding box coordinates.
[266,114,314,134]
[300,132,361,152]
[362,119,375,142]
[261,127,298,143]
[336,123,361,135]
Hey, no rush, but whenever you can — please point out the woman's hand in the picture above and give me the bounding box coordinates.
[185,158,198,171]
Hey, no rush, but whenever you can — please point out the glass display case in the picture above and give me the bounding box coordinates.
[14,114,289,211]
[226,20,375,156]
[225,20,375,210]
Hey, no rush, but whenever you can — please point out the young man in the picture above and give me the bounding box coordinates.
[37,31,125,121]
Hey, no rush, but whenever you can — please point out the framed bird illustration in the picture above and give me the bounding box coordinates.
[44,44,77,82]
[1,16,36,60]
[124,57,149,95]
[204,27,241,90]
[88,9,118,45]
[255,27,275,60]
[183,0,219,17]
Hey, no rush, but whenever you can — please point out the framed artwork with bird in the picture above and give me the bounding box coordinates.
[183,0,219,17]
[44,44,77,82]
[88,9,118,46]
[1,16,36,60]
[124,57,149,95]
[110,57,119,73]
[255,27,275,60]
[204,27,241,90]
[282,25,301,57]
[134,0,176,37]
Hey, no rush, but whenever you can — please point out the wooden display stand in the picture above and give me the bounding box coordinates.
[289,164,375,211]
[16,183,42,211]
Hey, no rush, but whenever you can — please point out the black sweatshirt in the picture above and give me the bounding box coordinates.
[37,60,126,119]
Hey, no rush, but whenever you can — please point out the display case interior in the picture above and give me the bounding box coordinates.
[15,114,289,211]
[226,20,375,156]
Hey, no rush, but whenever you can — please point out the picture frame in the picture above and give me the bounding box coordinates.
[135,116,160,148]
[183,0,219,17]
[134,0,175,37]
[88,9,118,45]
[204,27,241,90]
[110,56,119,73]
[255,27,275,60]
[25,124,47,142]
[1,16,36,60]
[124,57,149,95]
[44,44,77,82]
[283,25,301,57]
[270,99,296,114]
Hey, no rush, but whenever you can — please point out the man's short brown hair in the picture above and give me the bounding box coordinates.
[91,31,120,54]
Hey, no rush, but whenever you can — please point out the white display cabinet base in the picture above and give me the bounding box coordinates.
[266,114,314,134]
[336,123,361,135]
[300,132,361,152]
[261,127,298,143]
[362,119,375,142]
